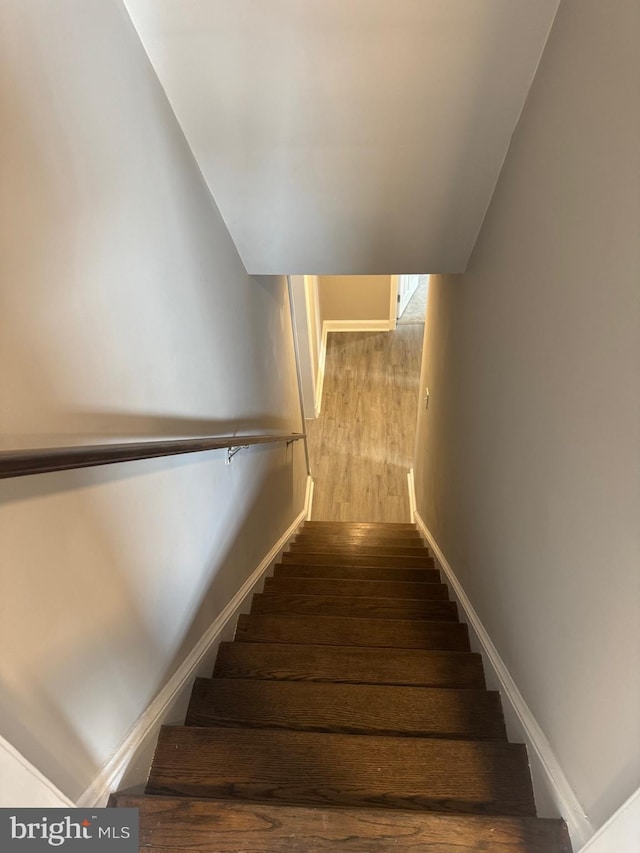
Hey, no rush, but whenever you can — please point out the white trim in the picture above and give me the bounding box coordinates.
[303,276,320,417]
[287,275,316,424]
[323,319,393,333]
[578,787,640,853]
[0,735,75,807]
[389,275,399,330]
[315,322,329,415]
[406,469,416,522]
[305,476,315,521]
[406,470,593,850]
[397,274,422,319]
[77,477,313,808]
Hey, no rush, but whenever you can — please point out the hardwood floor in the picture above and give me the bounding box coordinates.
[307,326,423,522]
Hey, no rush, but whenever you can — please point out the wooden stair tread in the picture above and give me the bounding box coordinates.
[185,677,506,740]
[281,552,435,568]
[213,642,487,688]
[146,726,536,816]
[111,793,572,853]
[301,521,417,530]
[294,532,423,545]
[236,613,470,651]
[251,592,458,621]
[274,564,440,583]
[288,544,431,558]
[264,575,449,599]
[297,525,422,536]
[110,520,571,849]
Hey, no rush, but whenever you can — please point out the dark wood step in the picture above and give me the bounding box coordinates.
[294,531,423,546]
[111,793,572,852]
[282,552,434,568]
[235,613,470,651]
[146,726,536,816]
[185,678,506,740]
[288,544,431,559]
[213,643,486,688]
[297,524,422,536]
[264,575,449,600]
[251,592,458,621]
[274,564,440,583]
[303,521,417,531]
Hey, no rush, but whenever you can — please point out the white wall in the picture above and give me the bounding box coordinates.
[0,0,306,802]
[578,788,640,853]
[123,0,560,274]
[0,737,73,808]
[413,0,640,834]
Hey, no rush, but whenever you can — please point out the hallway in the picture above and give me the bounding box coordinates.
[307,324,423,522]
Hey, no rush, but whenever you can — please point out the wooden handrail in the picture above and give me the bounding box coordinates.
[0,433,305,480]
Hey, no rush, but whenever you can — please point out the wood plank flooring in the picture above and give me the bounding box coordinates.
[307,327,424,522]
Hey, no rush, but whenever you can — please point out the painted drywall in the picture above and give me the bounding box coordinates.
[0,0,306,803]
[0,736,73,807]
[123,0,560,274]
[578,787,640,853]
[413,0,640,832]
[318,276,392,323]
[289,275,317,418]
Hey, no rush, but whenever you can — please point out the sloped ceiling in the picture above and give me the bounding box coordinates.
[124,0,559,274]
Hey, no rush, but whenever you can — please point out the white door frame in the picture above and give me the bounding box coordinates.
[389,275,399,330]
[397,274,422,318]
[288,275,320,420]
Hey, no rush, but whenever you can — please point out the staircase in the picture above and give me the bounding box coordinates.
[111,520,572,852]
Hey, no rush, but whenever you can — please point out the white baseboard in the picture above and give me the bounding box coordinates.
[577,786,640,853]
[407,471,593,850]
[77,477,313,808]
[323,319,393,333]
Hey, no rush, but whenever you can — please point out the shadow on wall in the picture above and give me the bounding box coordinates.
[0,0,306,804]
[0,439,303,802]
